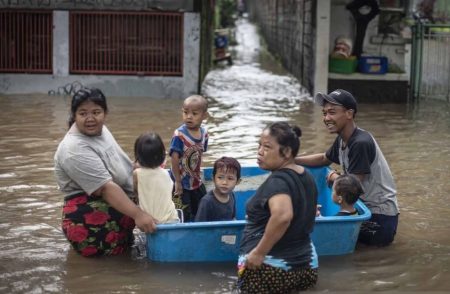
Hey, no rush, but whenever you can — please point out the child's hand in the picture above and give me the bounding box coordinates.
[172,191,188,211]
[316,204,322,217]
[174,181,183,197]
[133,161,141,170]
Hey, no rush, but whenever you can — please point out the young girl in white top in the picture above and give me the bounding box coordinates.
[133,132,179,223]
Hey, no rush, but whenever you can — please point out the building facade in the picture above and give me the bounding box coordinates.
[0,0,214,98]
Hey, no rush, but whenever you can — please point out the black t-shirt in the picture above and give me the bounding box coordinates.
[325,128,399,216]
[326,127,376,174]
[239,168,318,269]
[195,190,235,222]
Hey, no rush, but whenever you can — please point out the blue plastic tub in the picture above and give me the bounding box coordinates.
[146,166,371,262]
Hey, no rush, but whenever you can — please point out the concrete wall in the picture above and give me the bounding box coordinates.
[53,11,69,77]
[314,0,330,94]
[246,0,316,94]
[328,77,408,103]
[0,0,196,11]
[0,11,201,98]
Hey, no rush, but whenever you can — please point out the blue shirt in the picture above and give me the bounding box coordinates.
[169,124,208,190]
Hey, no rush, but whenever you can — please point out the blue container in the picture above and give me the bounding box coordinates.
[214,35,228,49]
[147,166,371,262]
[147,220,245,262]
[358,56,388,74]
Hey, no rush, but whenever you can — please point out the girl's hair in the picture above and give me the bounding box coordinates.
[265,122,302,158]
[134,132,166,168]
[334,174,364,205]
[68,88,108,127]
[213,156,241,180]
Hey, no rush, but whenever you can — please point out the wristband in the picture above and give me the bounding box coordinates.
[326,170,340,187]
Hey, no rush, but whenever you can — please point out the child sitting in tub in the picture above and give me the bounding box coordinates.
[133,132,180,223]
[195,157,241,222]
[332,174,364,216]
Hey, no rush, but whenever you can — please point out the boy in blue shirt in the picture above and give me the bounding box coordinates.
[170,95,209,222]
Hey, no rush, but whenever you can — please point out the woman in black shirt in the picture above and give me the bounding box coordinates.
[237,122,319,293]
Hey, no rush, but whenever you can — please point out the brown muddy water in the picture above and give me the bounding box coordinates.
[1,18,450,293]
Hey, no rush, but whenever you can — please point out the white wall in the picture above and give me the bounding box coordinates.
[314,0,331,94]
[329,1,355,55]
[53,11,69,77]
[329,0,407,71]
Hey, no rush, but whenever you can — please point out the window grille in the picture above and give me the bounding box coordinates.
[0,10,52,73]
[70,11,183,76]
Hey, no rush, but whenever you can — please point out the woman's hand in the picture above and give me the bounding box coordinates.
[134,210,157,233]
[97,181,158,233]
[246,249,265,269]
[246,194,292,269]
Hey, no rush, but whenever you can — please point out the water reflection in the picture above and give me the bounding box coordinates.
[0,18,450,293]
[204,18,310,165]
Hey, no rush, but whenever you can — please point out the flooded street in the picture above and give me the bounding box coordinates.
[1,18,450,293]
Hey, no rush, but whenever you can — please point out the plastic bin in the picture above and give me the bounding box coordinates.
[329,56,357,74]
[358,56,388,74]
[146,166,371,262]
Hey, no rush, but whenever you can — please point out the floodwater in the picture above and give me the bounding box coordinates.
[1,17,450,293]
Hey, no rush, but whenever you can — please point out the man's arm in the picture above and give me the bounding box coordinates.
[295,153,332,167]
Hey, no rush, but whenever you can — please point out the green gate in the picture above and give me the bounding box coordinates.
[411,23,450,101]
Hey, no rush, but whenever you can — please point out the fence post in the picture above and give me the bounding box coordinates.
[410,24,417,101]
[411,22,425,101]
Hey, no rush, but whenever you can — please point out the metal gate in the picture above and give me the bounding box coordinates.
[410,23,450,101]
[70,11,183,76]
[0,10,52,73]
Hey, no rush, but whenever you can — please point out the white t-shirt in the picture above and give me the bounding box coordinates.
[135,167,179,223]
[54,125,134,197]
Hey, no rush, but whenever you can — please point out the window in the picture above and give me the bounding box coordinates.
[0,10,52,73]
[70,11,183,76]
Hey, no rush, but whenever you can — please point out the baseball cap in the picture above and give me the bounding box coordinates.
[314,89,357,113]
